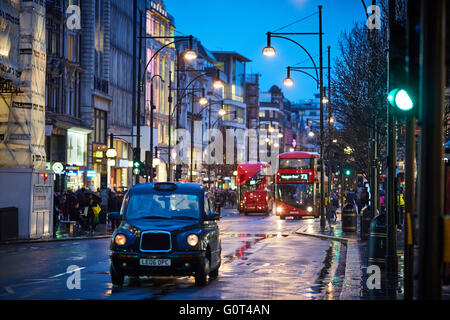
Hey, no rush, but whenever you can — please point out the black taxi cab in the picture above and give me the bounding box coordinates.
[108,182,221,287]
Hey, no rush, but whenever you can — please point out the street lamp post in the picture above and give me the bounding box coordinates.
[169,68,223,181]
[136,33,198,183]
[149,74,164,183]
[264,5,327,229]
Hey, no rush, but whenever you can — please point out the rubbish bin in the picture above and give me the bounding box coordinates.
[0,207,18,241]
[342,203,357,233]
[360,205,375,240]
[368,213,386,270]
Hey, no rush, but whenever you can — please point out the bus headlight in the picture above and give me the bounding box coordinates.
[276,207,282,214]
[307,206,313,213]
[187,234,199,247]
[114,234,127,246]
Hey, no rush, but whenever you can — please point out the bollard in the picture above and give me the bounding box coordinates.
[341,203,357,233]
[368,213,386,270]
[360,205,376,240]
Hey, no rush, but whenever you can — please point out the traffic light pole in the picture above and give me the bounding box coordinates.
[319,6,326,230]
[403,0,420,300]
[417,0,446,300]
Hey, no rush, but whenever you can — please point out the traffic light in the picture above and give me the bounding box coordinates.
[133,160,143,175]
[344,168,352,176]
[388,88,413,112]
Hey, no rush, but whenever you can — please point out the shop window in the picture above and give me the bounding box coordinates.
[94,109,107,144]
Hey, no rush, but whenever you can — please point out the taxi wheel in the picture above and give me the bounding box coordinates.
[209,266,219,280]
[110,264,124,287]
[195,257,210,286]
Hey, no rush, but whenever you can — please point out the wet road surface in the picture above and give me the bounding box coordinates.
[0,210,346,300]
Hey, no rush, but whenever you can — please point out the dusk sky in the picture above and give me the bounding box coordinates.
[164,0,368,103]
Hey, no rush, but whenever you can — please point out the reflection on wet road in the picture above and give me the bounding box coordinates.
[0,210,347,300]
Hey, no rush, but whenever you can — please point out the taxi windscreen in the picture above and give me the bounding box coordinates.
[124,193,200,220]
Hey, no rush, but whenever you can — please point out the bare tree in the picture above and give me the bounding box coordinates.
[331,20,388,178]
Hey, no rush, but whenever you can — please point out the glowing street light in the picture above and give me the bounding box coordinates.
[283,77,294,87]
[183,49,198,61]
[213,69,224,89]
[262,32,277,57]
[198,88,208,106]
[329,116,335,124]
[218,109,226,117]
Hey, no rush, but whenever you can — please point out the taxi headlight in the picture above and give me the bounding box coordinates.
[307,206,313,213]
[276,207,282,213]
[114,234,127,246]
[187,234,199,247]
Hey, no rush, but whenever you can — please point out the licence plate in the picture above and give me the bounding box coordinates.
[140,258,171,267]
[286,216,295,220]
[247,206,255,209]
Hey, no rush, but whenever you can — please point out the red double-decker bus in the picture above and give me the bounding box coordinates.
[237,162,273,215]
[275,151,320,219]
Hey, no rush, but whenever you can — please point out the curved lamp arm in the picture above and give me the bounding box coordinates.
[142,36,193,87]
[289,67,319,88]
[269,34,319,83]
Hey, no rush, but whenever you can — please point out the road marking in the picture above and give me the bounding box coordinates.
[4,286,14,294]
[49,267,86,279]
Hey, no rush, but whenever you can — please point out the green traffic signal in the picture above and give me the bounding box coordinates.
[133,160,143,175]
[388,88,413,111]
[344,169,351,176]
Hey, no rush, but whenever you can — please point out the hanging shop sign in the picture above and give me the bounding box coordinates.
[86,170,97,178]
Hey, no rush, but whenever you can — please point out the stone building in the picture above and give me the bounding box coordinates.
[44,0,85,192]
[79,0,146,191]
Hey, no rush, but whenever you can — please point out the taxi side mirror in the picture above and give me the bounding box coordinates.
[207,212,220,221]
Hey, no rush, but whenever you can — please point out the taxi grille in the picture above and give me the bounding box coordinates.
[140,231,171,252]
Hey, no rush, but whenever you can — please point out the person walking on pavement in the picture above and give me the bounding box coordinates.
[380,190,386,215]
[107,191,122,231]
[215,191,224,214]
[87,194,101,235]
[330,192,339,222]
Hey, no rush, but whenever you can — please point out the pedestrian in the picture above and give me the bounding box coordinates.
[215,191,224,214]
[87,194,101,235]
[230,190,236,209]
[380,190,386,215]
[397,187,405,231]
[108,191,122,231]
[331,193,339,221]
[53,192,61,237]
[359,187,369,213]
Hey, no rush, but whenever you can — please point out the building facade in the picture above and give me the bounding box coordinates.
[259,85,288,154]
[78,0,147,192]
[44,0,86,192]
[144,0,176,182]
[211,51,250,189]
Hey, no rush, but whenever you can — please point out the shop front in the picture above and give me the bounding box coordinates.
[65,129,88,191]
[92,140,133,192]
[92,144,108,192]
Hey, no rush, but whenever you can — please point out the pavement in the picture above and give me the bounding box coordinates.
[295,212,366,300]
[0,222,113,245]
[295,209,450,300]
